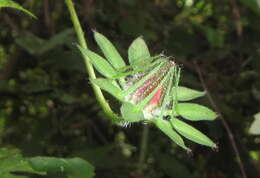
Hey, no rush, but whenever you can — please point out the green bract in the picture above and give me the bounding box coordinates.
[78,31,218,151]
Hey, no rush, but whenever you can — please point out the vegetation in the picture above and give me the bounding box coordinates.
[0,0,260,178]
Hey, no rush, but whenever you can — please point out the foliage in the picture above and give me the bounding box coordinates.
[0,0,36,18]
[28,157,95,178]
[249,112,260,135]
[0,0,260,178]
[0,147,94,178]
[0,148,44,178]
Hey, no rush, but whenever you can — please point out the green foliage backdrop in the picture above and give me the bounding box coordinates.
[0,0,260,178]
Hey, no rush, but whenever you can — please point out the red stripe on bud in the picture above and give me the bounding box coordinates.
[125,60,176,118]
[145,87,164,112]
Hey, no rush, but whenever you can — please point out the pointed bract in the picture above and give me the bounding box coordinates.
[128,37,151,68]
[154,119,190,151]
[94,31,126,69]
[77,46,117,78]
[176,86,206,101]
[91,78,124,101]
[171,118,217,148]
[177,103,218,121]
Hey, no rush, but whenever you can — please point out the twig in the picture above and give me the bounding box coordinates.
[229,0,242,38]
[44,0,54,34]
[194,61,247,178]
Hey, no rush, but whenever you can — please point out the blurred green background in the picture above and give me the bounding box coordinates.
[0,0,260,177]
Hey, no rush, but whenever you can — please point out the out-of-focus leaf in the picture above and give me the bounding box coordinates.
[128,37,151,67]
[60,94,78,104]
[249,112,260,135]
[177,103,217,121]
[94,31,126,69]
[42,29,74,52]
[176,86,206,101]
[0,115,5,144]
[154,119,190,151]
[16,29,74,55]
[0,148,44,178]
[204,27,225,48]
[171,118,216,147]
[249,150,260,161]
[21,81,49,93]
[71,145,128,169]
[240,0,260,16]
[16,33,45,55]
[156,153,193,178]
[29,157,95,178]
[0,0,36,18]
[44,49,86,72]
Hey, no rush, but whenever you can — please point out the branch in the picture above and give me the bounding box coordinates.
[229,0,242,38]
[194,61,247,178]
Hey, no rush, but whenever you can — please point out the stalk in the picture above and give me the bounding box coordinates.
[64,0,120,122]
[138,124,150,173]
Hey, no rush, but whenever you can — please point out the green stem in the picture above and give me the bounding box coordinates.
[64,0,120,122]
[138,124,150,172]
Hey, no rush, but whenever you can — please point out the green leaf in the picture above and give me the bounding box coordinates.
[94,31,126,69]
[91,78,123,101]
[0,148,44,178]
[128,37,151,67]
[77,46,117,78]
[240,0,260,16]
[16,29,74,55]
[154,119,190,151]
[0,0,36,18]
[0,114,5,144]
[200,26,225,48]
[155,153,193,178]
[171,118,216,147]
[176,86,206,101]
[28,157,95,178]
[176,103,217,121]
[120,102,145,122]
[15,33,45,55]
[249,112,260,135]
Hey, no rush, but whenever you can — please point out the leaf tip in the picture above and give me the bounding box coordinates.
[93,29,103,38]
[92,28,98,33]
[212,112,219,120]
[211,144,219,152]
[186,149,193,156]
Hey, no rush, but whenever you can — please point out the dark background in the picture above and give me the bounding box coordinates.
[0,0,260,178]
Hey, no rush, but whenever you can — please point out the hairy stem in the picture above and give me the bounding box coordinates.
[64,0,120,122]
